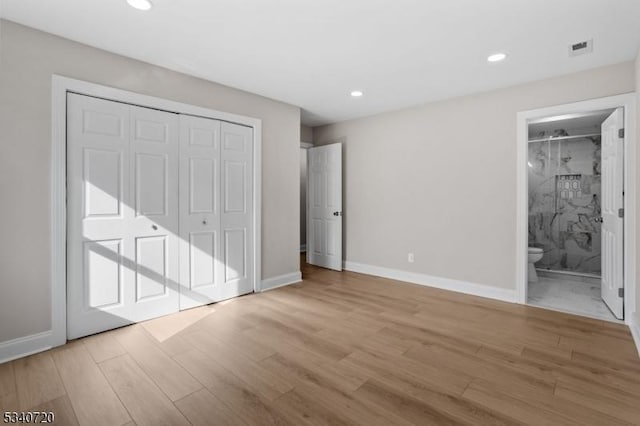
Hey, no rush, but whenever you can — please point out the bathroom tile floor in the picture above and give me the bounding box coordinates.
[528,275,620,322]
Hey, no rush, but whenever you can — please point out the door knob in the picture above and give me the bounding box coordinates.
[594,217,603,223]
[333,211,342,216]
[202,219,208,225]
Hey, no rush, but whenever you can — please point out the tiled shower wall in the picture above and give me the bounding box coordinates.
[528,134,601,275]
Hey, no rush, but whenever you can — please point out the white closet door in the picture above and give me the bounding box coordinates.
[220,122,254,299]
[67,94,180,339]
[178,118,254,308]
[178,115,223,309]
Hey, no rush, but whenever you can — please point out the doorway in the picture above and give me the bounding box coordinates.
[516,94,636,324]
[300,142,313,255]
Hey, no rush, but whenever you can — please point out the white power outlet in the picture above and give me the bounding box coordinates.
[408,253,414,263]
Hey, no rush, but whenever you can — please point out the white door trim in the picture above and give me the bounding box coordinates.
[516,93,636,324]
[51,75,262,348]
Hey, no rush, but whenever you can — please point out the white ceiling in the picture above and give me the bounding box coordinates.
[2,1,640,126]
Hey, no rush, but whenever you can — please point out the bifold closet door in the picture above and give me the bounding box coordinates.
[67,93,180,339]
[220,121,254,298]
[178,116,253,309]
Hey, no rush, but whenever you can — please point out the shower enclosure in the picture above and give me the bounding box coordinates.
[528,131,601,276]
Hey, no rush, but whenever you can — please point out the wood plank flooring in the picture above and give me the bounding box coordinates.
[1,259,640,425]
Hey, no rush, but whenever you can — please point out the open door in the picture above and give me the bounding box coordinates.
[601,107,624,319]
[307,143,342,270]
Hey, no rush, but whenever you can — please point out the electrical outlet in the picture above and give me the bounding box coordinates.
[408,253,414,263]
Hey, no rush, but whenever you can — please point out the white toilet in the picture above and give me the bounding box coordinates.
[528,247,544,283]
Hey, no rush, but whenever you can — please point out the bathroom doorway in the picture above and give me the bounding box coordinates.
[516,94,637,323]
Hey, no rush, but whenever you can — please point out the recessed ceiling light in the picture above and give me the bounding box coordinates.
[487,53,507,63]
[350,90,364,97]
[127,0,153,11]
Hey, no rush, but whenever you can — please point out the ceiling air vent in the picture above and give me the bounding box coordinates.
[569,39,593,57]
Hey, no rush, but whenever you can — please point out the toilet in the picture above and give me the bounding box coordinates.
[528,247,544,283]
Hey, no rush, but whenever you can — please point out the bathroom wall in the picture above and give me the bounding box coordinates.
[528,130,602,275]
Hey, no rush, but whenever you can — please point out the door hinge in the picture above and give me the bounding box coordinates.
[618,208,624,218]
[619,128,625,138]
[619,288,624,298]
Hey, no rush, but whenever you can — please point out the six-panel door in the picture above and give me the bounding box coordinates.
[600,108,624,320]
[307,143,342,271]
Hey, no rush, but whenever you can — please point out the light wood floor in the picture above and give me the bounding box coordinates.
[2,260,640,425]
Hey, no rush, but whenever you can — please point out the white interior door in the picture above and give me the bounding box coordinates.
[601,107,624,320]
[67,93,180,339]
[307,143,342,270]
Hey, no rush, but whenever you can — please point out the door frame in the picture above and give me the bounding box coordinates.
[515,93,636,323]
[50,75,262,346]
[300,142,313,253]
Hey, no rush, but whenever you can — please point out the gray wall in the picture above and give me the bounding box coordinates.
[314,61,635,292]
[0,20,301,343]
[301,125,313,143]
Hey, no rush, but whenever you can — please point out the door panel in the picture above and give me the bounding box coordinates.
[601,107,624,320]
[134,118,169,144]
[84,240,122,309]
[82,110,123,138]
[190,158,216,213]
[224,161,246,213]
[129,105,180,320]
[67,94,180,339]
[190,232,216,288]
[307,143,342,270]
[220,122,254,297]
[135,236,168,301]
[179,115,222,309]
[135,153,167,216]
[224,229,246,283]
[84,149,122,217]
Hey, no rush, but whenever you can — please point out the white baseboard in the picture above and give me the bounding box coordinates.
[261,271,302,292]
[0,331,54,364]
[629,314,640,357]
[343,261,518,303]
[300,244,307,253]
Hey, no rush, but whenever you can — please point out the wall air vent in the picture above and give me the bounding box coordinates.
[569,39,593,57]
